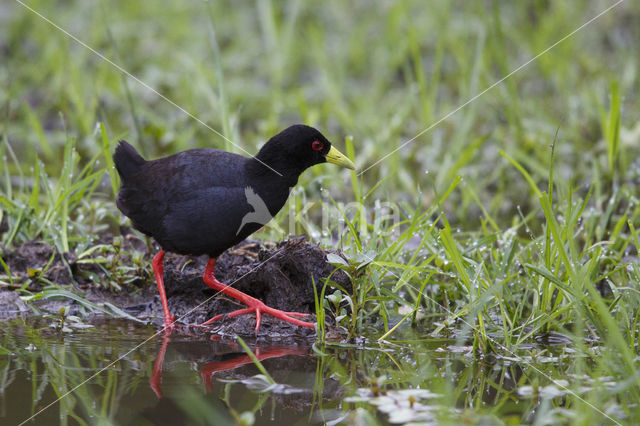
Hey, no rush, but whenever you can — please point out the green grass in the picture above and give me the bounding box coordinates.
[2,0,640,423]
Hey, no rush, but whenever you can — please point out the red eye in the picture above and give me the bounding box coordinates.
[311,140,324,151]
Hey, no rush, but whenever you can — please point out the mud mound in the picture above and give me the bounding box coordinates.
[0,291,29,320]
[1,240,76,290]
[0,236,350,338]
[151,237,350,339]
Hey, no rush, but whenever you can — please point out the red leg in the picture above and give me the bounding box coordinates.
[152,250,175,329]
[199,258,315,333]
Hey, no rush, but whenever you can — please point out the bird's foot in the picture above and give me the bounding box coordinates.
[197,300,315,334]
[161,315,177,333]
[199,258,315,333]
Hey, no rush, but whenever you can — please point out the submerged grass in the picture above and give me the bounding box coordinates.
[2,0,640,423]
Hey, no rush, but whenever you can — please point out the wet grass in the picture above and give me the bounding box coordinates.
[2,0,640,424]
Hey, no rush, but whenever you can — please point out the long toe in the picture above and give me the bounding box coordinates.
[282,312,314,318]
[262,305,315,329]
[196,303,315,332]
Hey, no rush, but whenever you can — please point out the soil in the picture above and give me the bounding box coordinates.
[0,234,351,340]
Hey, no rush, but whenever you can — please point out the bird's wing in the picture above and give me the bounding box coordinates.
[159,186,254,254]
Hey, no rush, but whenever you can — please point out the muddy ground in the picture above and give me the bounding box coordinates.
[0,233,351,340]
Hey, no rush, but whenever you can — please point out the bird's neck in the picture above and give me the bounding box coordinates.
[248,155,303,187]
[245,158,298,214]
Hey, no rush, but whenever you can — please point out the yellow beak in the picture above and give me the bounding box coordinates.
[325,145,356,170]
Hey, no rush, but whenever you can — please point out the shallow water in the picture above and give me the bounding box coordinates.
[0,317,624,425]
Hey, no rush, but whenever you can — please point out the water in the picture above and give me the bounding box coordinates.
[2,318,327,425]
[0,317,624,425]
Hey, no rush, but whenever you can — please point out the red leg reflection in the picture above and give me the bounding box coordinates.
[150,335,171,398]
[200,346,310,392]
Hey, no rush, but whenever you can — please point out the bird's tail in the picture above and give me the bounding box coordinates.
[113,140,146,179]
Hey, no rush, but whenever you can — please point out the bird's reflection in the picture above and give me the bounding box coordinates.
[150,334,171,398]
[200,344,310,392]
[149,331,310,398]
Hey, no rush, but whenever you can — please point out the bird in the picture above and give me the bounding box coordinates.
[113,124,355,332]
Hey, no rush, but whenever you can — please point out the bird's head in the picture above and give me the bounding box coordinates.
[255,125,356,177]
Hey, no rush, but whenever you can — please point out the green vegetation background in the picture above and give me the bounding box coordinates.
[1,1,640,424]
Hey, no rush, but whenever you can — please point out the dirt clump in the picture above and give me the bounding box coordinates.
[0,291,30,320]
[0,235,350,339]
[1,240,76,291]
[153,237,350,339]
